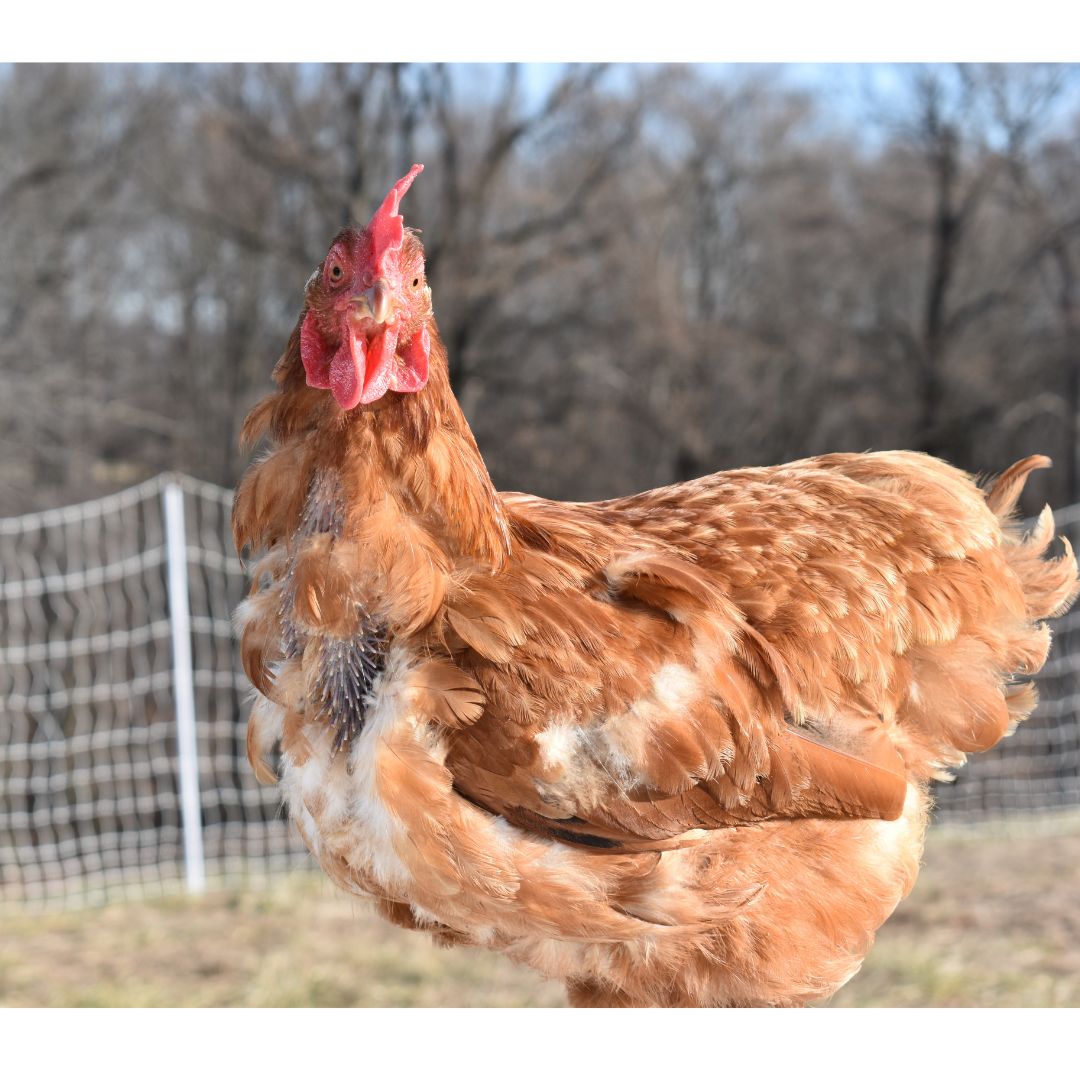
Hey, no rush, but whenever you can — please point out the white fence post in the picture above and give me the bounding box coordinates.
[163,479,206,894]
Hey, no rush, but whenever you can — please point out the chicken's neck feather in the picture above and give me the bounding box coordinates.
[358,330,511,570]
[246,318,511,572]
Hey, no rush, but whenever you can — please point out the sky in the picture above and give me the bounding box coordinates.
[516,62,1080,144]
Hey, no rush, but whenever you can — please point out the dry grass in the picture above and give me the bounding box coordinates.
[829,817,1080,1007]
[3,819,1079,1007]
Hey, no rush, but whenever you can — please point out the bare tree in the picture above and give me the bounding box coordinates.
[856,66,1075,467]
[2,63,1078,517]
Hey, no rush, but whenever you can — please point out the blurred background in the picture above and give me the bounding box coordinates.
[2,62,1080,1007]
[5,61,1080,512]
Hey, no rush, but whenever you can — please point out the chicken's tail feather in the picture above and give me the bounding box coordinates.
[984,454,1052,518]
[1004,506,1080,622]
[976,457,1080,756]
[898,458,1080,779]
[986,455,1080,623]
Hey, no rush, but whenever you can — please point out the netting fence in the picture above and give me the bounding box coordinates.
[0,475,308,913]
[2,474,1080,912]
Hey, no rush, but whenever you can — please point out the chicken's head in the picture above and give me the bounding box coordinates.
[299,164,432,410]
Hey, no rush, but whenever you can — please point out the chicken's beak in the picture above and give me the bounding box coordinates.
[349,279,394,326]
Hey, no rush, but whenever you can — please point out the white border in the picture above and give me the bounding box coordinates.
[3,2,1079,62]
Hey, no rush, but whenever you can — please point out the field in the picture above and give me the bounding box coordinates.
[3,818,1079,1008]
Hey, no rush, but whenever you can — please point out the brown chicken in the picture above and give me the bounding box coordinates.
[232,165,1079,1007]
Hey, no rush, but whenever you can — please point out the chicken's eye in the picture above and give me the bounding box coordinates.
[411,277,420,289]
[328,263,344,284]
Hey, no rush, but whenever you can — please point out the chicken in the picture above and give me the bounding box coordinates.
[232,164,1080,1007]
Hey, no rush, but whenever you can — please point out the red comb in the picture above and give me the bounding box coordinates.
[368,163,424,278]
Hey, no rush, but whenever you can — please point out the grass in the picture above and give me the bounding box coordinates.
[828,817,1080,1007]
[3,820,1079,1007]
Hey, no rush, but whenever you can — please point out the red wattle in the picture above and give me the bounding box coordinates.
[390,326,430,394]
[300,311,430,409]
[299,311,332,388]
[328,331,367,411]
[359,327,399,404]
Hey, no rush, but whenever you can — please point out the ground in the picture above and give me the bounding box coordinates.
[3,818,1079,1007]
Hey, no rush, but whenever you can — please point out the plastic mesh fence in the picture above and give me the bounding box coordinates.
[2,474,1079,910]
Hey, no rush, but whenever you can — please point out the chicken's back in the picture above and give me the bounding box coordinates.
[503,450,1078,783]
